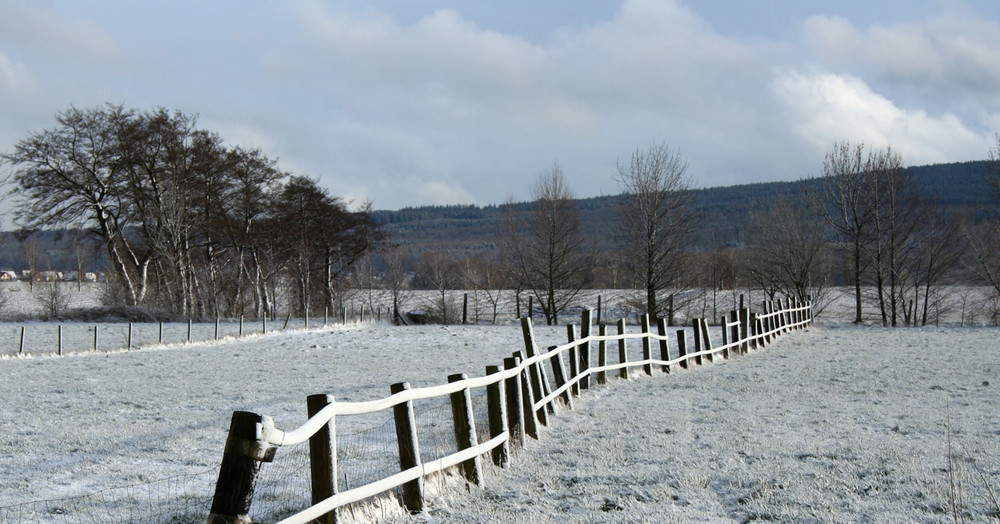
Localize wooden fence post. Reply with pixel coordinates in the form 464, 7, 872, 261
19, 326, 24, 355
527, 296, 533, 320
94, 325, 99, 352
579, 309, 592, 390
656, 317, 670, 373
390, 382, 423, 513
565, 326, 580, 397
462, 294, 468, 325
58, 324, 63, 356
640, 314, 653, 376
127, 323, 132, 350
503, 356, 525, 448
263, 315, 267, 335
448, 373, 482, 485
239, 315, 244, 337
596, 295, 602, 326
597, 324, 607, 385
676, 330, 688, 369
513, 353, 539, 440
188, 319, 193, 342
720, 316, 730, 359
700, 318, 713, 363
207, 411, 276, 524
547, 346, 572, 408
520, 318, 549, 426
691, 319, 703, 366
486, 365, 510, 467
616, 319, 629, 379
306, 394, 338, 524
739, 308, 750, 354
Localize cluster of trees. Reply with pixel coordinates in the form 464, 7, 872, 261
3, 104, 382, 319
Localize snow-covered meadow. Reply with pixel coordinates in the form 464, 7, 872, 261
1, 312, 998, 522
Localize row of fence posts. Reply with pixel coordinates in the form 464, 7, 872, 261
13, 305, 388, 356
207, 296, 813, 524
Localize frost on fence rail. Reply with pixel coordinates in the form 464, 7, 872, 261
208, 298, 813, 523
0, 467, 217, 524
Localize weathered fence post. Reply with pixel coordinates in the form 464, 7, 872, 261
527, 295, 533, 319
94, 325, 99, 352
691, 319, 703, 366
565, 326, 580, 397
656, 317, 670, 373
640, 314, 653, 376
239, 315, 244, 337
159, 321, 163, 344
676, 329, 688, 369
616, 319, 629, 379
720, 316, 730, 359
513, 352, 539, 440
390, 382, 423, 513
187, 319, 193, 343
503, 356, 525, 448
700, 318, 713, 363
597, 324, 608, 385
520, 318, 549, 426
739, 308, 750, 354
19, 326, 24, 355
448, 373, 482, 485
306, 394, 338, 524
485, 365, 510, 468
579, 309, 592, 390
58, 324, 63, 356
547, 345, 571, 408
207, 411, 276, 524
462, 294, 468, 325
127, 322, 132, 350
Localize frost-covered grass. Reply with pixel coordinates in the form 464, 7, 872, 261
396, 324, 1000, 523
1, 313, 998, 522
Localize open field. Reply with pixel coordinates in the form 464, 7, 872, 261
1, 316, 998, 522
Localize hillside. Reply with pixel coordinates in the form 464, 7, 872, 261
0, 161, 993, 270
371, 160, 996, 258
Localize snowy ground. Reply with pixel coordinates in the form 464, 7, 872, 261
1, 317, 998, 522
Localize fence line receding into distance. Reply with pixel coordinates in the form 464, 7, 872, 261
206, 297, 813, 524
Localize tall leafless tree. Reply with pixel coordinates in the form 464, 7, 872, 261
615, 143, 694, 321
500, 163, 590, 325
821, 142, 875, 324
745, 193, 830, 305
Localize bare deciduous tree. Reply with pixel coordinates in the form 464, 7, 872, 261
745, 193, 830, 305
501, 163, 590, 325
615, 143, 694, 321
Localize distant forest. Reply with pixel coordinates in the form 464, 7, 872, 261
370, 160, 995, 258
1, 160, 993, 273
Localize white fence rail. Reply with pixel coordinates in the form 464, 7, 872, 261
207, 297, 814, 524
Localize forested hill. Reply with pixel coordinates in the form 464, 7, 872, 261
0, 161, 993, 271
371, 160, 996, 257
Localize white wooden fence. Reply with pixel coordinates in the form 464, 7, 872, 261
206, 297, 813, 523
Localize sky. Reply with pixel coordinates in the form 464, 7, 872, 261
0, 0, 998, 216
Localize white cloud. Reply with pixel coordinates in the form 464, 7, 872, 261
774, 69, 988, 165
802, 10, 1000, 110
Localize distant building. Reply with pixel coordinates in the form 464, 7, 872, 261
33, 271, 63, 282
83, 272, 99, 282
0, 270, 18, 281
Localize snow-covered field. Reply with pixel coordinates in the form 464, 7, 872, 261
1, 315, 998, 522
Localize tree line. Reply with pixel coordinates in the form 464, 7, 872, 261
5, 104, 1000, 327
2, 104, 383, 319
